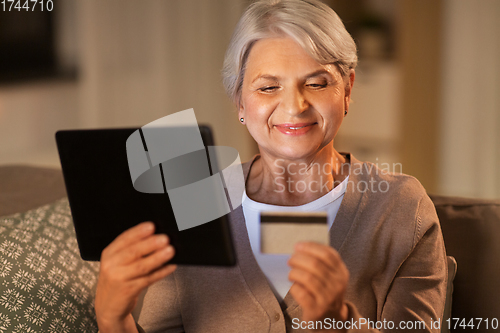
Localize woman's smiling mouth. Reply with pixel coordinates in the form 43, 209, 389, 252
274, 122, 317, 135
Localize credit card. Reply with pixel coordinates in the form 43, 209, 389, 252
260, 211, 328, 254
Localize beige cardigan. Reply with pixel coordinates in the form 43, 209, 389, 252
135, 154, 447, 332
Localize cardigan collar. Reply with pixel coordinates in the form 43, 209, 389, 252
229, 153, 366, 312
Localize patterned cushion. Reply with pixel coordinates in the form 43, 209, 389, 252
0, 198, 99, 332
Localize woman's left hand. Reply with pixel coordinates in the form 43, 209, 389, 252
288, 242, 350, 325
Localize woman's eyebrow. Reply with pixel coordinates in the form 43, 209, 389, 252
251, 69, 333, 84
304, 69, 332, 79
251, 74, 280, 84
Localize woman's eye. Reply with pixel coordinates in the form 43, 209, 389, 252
307, 83, 327, 89
259, 86, 279, 92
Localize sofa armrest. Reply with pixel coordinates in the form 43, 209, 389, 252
430, 194, 500, 322
0, 164, 66, 217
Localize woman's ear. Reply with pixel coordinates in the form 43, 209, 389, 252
344, 70, 355, 112
238, 102, 245, 124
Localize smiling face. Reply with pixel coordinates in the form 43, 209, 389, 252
239, 37, 354, 162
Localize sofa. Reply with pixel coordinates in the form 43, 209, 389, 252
430, 194, 500, 331
0, 165, 100, 332
1, 165, 499, 332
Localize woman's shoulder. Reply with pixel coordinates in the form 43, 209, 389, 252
346, 155, 439, 245
348, 154, 428, 201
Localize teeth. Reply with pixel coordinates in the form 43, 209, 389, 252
288, 126, 305, 130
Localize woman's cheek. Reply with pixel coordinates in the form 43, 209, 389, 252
245, 98, 275, 125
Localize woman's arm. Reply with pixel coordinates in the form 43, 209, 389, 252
372, 195, 447, 332
288, 194, 447, 332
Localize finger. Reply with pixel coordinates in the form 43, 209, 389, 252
288, 253, 349, 302
289, 283, 316, 314
117, 234, 171, 265
294, 242, 341, 269
288, 251, 339, 285
122, 245, 175, 280
147, 263, 178, 284
135, 263, 178, 291
103, 222, 155, 257
289, 266, 343, 307
289, 266, 327, 292
289, 271, 344, 322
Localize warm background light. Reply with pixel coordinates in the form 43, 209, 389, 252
0, 0, 498, 199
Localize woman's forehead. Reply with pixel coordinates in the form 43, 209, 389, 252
244, 38, 341, 83
245, 38, 340, 81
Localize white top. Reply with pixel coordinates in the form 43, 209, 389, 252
241, 176, 349, 302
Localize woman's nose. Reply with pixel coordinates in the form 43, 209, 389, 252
279, 87, 308, 116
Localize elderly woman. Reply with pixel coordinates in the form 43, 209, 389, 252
95, 0, 447, 332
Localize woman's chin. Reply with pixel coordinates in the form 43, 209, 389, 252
253, 131, 333, 161
264, 144, 324, 161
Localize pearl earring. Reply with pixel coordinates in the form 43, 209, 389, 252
240, 118, 244, 123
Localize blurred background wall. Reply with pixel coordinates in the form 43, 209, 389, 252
0, 0, 498, 199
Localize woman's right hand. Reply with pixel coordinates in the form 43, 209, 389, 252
95, 221, 177, 333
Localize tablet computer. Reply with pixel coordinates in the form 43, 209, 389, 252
55, 126, 236, 266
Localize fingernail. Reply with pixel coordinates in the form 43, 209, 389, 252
143, 222, 154, 232
295, 243, 304, 250
157, 234, 168, 245
165, 246, 174, 254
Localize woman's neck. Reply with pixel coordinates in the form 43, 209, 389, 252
245, 145, 349, 206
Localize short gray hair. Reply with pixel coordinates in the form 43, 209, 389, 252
222, 0, 358, 107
